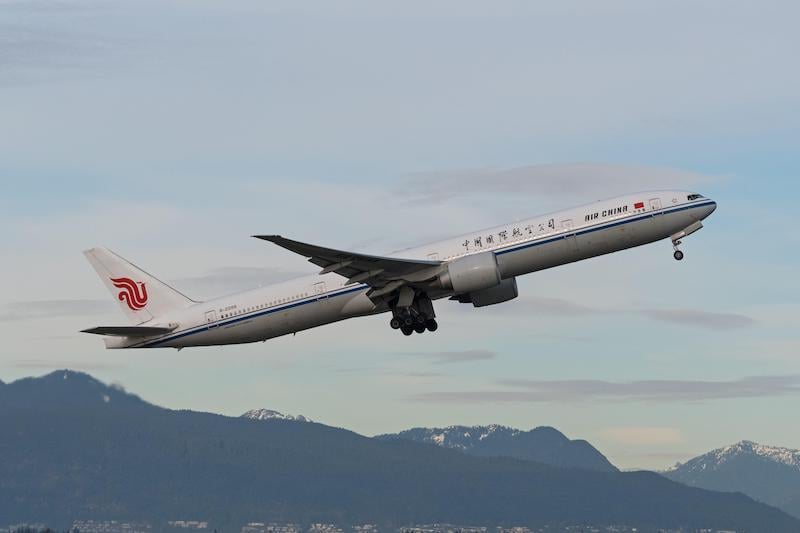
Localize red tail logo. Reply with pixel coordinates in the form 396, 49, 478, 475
111, 277, 148, 310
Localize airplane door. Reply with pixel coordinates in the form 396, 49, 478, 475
313, 281, 328, 303
205, 310, 218, 329
649, 198, 662, 213
561, 219, 578, 251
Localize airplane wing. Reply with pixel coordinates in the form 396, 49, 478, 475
253, 235, 443, 297
81, 326, 177, 337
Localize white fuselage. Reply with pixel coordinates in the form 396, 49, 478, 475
110, 190, 716, 349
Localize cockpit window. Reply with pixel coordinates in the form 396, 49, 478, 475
687, 194, 704, 201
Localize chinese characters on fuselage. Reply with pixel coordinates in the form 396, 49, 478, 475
462, 218, 555, 252
461, 203, 634, 253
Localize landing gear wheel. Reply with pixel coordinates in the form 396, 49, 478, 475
390, 317, 402, 330
414, 324, 426, 334
403, 315, 414, 326
673, 250, 684, 261
401, 326, 414, 336
425, 319, 438, 332
415, 314, 427, 325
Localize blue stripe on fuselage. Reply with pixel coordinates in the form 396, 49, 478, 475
138, 200, 715, 348
495, 199, 714, 256
137, 284, 368, 348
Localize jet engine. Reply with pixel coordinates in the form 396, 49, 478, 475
451, 278, 519, 307
439, 252, 501, 294
470, 278, 518, 307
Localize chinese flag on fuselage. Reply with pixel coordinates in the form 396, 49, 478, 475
634, 201, 645, 209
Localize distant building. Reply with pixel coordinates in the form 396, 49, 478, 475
401, 525, 487, 533
496, 528, 533, 533
240, 523, 301, 533
71, 520, 152, 533
5, 524, 46, 533
167, 522, 208, 530
308, 524, 343, 533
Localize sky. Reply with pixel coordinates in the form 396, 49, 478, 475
1, 0, 799, 470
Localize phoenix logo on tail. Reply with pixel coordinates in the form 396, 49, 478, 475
111, 277, 148, 310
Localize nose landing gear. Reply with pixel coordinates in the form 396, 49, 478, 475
670, 221, 704, 261
672, 240, 684, 261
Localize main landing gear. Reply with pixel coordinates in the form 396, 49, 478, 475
391, 310, 438, 336
389, 289, 438, 335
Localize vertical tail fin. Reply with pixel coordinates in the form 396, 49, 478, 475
84, 247, 196, 324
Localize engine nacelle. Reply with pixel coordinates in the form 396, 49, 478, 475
439, 252, 501, 294
471, 278, 518, 307
452, 278, 519, 307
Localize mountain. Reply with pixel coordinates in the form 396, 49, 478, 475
0, 370, 798, 532
664, 440, 800, 519
242, 408, 312, 423
377, 424, 617, 472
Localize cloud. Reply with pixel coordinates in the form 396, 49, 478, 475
502, 296, 755, 331
412, 375, 800, 404
329, 365, 444, 378
396, 163, 720, 204
602, 426, 684, 446
0, 2, 121, 87
331, 366, 381, 374
7, 359, 123, 371
0, 299, 113, 322
399, 349, 497, 365
621, 452, 700, 471
389, 370, 444, 378
510, 297, 598, 316
642, 309, 757, 330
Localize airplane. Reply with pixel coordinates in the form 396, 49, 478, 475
83, 190, 717, 349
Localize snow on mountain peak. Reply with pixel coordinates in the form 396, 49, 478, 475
720, 440, 800, 468
667, 440, 800, 472
408, 424, 522, 450
241, 408, 312, 423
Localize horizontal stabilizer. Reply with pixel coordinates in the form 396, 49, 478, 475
81, 325, 177, 337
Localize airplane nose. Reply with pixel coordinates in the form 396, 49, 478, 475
702, 200, 717, 219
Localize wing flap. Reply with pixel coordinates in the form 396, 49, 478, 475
81, 326, 176, 337
253, 235, 442, 288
